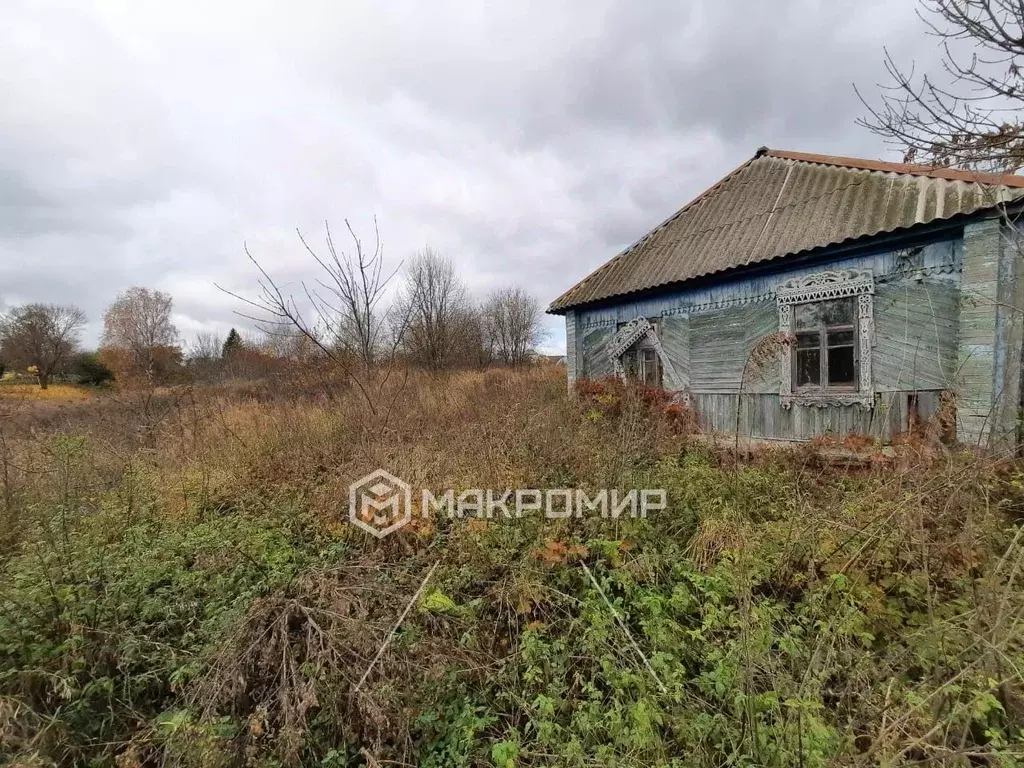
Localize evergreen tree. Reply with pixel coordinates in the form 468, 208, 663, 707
222, 328, 242, 358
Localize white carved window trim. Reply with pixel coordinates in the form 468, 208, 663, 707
607, 317, 686, 400
776, 269, 874, 408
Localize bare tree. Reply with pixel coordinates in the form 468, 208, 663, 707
396, 249, 470, 371
858, 0, 1024, 172
295, 220, 400, 372
859, 0, 1024, 444
186, 331, 225, 384
483, 286, 544, 366
187, 331, 224, 363
0, 304, 86, 389
220, 220, 410, 416
461, 305, 494, 370
101, 287, 179, 383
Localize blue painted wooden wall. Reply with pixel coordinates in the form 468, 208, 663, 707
565, 228, 1012, 443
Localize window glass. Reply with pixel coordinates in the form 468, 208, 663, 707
641, 348, 660, 387
796, 332, 819, 350
791, 297, 858, 392
828, 346, 855, 385
796, 348, 821, 386
794, 297, 855, 329
820, 297, 854, 326
793, 303, 818, 331
827, 330, 854, 346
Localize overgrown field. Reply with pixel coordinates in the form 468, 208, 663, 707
1, 368, 1023, 766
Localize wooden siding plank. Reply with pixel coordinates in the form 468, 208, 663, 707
690, 302, 779, 393
956, 218, 1001, 444
873, 278, 959, 391
660, 315, 689, 390
691, 389, 947, 441
581, 327, 616, 379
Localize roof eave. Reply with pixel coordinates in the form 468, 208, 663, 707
545, 151, 766, 316
546, 200, 1024, 316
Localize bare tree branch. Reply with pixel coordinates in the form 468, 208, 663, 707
859, 0, 1024, 173
482, 286, 545, 367
220, 222, 411, 417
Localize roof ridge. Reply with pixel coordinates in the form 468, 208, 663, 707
764, 148, 1024, 188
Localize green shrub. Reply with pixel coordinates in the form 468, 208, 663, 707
71, 350, 114, 386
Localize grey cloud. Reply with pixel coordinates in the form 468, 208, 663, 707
0, 1, 943, 352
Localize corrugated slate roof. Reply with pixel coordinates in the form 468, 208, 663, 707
548, 148, 1024, 314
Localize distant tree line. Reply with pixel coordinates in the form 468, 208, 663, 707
223, 220, 547, 404
0, 287, 179, 389
0, 222, 547, 391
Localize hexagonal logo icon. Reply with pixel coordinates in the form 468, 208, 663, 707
348, 469, 412, 538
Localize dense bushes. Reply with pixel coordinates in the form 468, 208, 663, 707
71, 351, 115, 386
0, 369, 1022, 766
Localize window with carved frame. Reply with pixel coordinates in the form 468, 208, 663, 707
776, 269, 874, 408
792, 297, 857, 392
616, 318, 662, 387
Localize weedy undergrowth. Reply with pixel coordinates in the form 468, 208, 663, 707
0, 368, 1022, 766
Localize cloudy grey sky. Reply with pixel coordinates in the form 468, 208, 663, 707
1, 1, 941, 352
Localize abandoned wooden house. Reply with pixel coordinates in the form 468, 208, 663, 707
548, 148, 1024, 449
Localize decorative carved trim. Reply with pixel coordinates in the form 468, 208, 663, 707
578, 258, 957, 331
776, 269, 875, 305
781, 392, 875, 408
608, 318, 653, 360
778, 302, 792, 399
607, 316, 688, 401
777, 269, 875, 410
580, 320, 619, 331
666, 292, 776, 316
857, 292, 874, 398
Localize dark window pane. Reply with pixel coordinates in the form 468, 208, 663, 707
820, 297, 854, 326
828, 346, 855, 385
641, 349, 661, 387
828, 330, 854, 347
793, 303, 818, 330
796, 332, 819, 350
796, 348, 821, 387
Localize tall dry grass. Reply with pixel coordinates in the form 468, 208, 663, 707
0, 367, 1021, 766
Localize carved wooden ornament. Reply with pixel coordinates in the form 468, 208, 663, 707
776, 269, 875, 408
